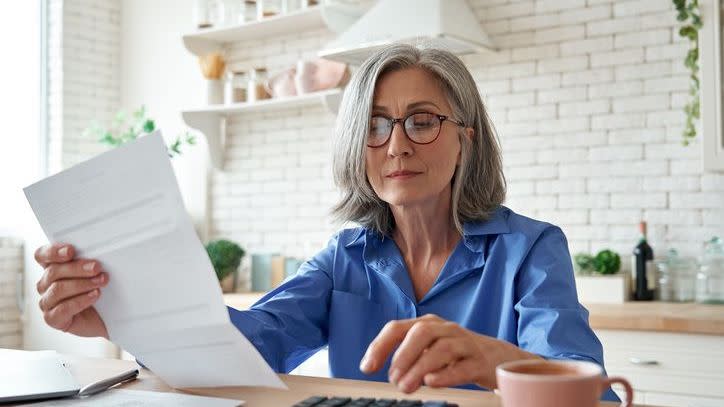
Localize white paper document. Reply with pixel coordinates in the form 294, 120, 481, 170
24, 133, 285, 389
27, 389, 243, 406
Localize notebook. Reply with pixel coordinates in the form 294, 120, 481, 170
0, 349, 80, 403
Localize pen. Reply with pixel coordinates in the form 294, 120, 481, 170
77, 368, 139, 397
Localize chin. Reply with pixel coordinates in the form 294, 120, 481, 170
379, 192, 431, 207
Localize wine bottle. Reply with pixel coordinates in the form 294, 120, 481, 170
632, 221, 655, 301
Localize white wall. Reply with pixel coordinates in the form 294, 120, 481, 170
120, 0, 209, 238
469, 0, 724, 258
204, 0, 724, 262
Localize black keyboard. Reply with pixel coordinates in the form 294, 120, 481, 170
293, 396, 458, 406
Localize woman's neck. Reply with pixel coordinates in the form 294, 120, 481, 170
390, 186, 460, 263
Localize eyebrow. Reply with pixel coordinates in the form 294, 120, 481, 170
371, 101, 442, 113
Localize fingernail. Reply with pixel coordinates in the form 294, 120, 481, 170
399, 379, 412, 393
83, 262, 95, 273
58, 247, 69, 257
389, 368, 400, 384
88, 289, 98, 298
92, 274, 104, 284
359, 356, 371, 372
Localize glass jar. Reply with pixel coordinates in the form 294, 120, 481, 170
208, 0, 226, 27
257, 0, 281, 20
221, 0, 240, 26
301, 0, 319, 8
656, 249, 697, 302
193, 0, 212, 29
225, 70, 247, 104
241, 1, 257, 23
282, 0, 302, 14
696, 237, 724, 304
248, 68, 270, 103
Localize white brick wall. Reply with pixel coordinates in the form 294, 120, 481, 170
59, 1, 723, 265
48, 0, 120, 172
0, 238, 23, 349
209, 0, 724, 263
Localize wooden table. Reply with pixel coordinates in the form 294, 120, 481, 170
584, 302, 724, 335
224, 293, 724, 335
59, 355, 637, 406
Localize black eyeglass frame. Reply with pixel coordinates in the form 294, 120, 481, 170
366, 112, 466, 148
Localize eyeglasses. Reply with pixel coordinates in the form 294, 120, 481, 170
367, 112, 465, 148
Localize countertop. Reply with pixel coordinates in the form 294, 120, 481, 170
223, 293, 724, 335
583, 301, 724, 335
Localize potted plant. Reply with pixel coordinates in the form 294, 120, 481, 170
205, 239, 245, 293
574, 249, 629, 303
83, 105, 196, 156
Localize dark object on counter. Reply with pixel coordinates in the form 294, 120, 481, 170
633, 221, 655, 301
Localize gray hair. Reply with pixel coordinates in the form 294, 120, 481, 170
331, 44, 506, 236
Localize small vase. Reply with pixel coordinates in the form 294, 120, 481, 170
206, 79, 224, 104
220, 270, 236, 293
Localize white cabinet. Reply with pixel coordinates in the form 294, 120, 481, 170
597, 329, 724, 406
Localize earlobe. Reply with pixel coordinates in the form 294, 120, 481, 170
465, 127, 474, 142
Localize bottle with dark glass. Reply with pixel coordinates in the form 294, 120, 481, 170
632, 221, 655, 301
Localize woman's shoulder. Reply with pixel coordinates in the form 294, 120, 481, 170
324, 226, 368, 250
466, 206, 563, 241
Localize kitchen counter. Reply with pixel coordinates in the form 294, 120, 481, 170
224, 293, 724, 336
584, 301, 724, 336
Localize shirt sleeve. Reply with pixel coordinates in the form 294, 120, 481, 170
227, 234, 337, 373
514, 226, 620, 402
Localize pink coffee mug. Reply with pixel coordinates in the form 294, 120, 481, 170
496, 359, 633, 407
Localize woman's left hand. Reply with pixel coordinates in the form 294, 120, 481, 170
359, 314, 540, 393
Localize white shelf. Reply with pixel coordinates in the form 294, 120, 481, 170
182, 3, 368, 56
181, 88, 343, 170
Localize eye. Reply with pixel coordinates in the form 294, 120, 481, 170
369, 116, 391, 135
408, 113, 437, 129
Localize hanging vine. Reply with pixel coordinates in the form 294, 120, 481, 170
673, 0, 703, 145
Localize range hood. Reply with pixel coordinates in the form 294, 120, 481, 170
319, 0, 496, 64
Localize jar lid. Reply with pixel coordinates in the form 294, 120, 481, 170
660, 248, 697, 272
705, 236, 724, 256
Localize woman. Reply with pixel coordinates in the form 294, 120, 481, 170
34, 44, 618, 401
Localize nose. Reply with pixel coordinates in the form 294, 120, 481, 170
386, 121, 413, 158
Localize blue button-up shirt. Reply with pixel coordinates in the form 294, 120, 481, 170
228, 206, 619, 401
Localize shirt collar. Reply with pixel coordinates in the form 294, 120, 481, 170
344, 205, 511, 249
462, 206, 511, 237
358, 206, 512, 304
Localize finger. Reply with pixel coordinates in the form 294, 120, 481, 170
44, 289, 101, 332
39, 273, 109, 312
396, 337, 468, 393
423, 358, 480, 389
389, 320, 461, 383
360, 319, 416, 374
36, 260, 102, 294
34, 243, 75, 268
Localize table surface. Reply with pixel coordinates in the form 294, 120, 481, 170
583, 301, 724, 335
57, 355, 638, 407
224, 293, 724, 335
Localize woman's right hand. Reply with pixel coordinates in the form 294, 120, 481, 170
34, 243, 110, 339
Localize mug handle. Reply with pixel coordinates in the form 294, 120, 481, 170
602, 376, 634, 407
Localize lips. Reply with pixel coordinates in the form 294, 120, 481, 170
386, 170, 422, 178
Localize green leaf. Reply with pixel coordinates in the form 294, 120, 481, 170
593, 249, 621, 275
132, 105, 146, 120
143, 119, 155, 133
